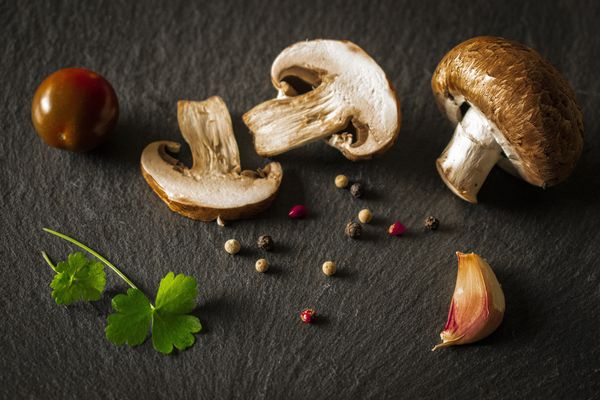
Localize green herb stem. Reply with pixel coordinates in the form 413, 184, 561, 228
43, 228, 138, 290
41, 251, 58, 273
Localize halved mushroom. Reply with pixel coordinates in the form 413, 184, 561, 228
432, 36, 583, 203
141, 96, 283, 221
243, 39, 401, 161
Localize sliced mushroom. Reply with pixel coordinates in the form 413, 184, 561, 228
432, 36, 583, 203
141, 96, 283, 221
243, 39, 401, 161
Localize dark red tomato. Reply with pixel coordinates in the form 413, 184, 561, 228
31, 68, 119, 152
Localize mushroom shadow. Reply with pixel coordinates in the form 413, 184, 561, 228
479, 151, 600, 210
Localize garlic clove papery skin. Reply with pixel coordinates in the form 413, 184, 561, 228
433, 252, 505, 351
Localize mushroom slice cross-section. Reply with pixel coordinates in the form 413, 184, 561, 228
243, 39, 401, 161
141, 96, 283, 221
432, 36, 583, 203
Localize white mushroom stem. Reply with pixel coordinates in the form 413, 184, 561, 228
436, 107, 502, 203
243, 80, 350, 157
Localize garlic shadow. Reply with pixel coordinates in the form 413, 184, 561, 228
476, 268, 541, 347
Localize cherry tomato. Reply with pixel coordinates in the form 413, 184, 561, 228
31, 68, 119, 152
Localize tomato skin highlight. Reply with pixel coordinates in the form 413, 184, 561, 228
31, 68, 119, 152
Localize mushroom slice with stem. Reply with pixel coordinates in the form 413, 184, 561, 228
141, 96, 283, 222
243, 39, 401, 161
432, 36, 583, 203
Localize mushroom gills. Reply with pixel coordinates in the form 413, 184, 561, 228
278, 70, 322, 98
436, 106, 503, 203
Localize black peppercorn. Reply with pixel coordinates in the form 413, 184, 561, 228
345, 221, 362, 238
424, 216, 440, 231
350, 183, 363, 198
257, 235, 274, 251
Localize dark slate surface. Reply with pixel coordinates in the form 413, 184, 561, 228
1, 0, 599, 398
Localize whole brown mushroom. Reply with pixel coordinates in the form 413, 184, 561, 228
432, 36, 583, 203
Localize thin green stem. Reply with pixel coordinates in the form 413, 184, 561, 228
41, 251, 58, 273
43, 228, 138, 290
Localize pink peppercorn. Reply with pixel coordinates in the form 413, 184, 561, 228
388, 221, 406, 236
300, 308, 315, 324
288, 205, 307, 219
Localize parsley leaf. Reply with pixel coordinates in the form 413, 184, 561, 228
43, 229, 202, 354
49, 252, 106, 305
105, 272, 202, 354
105, 288, 153, 347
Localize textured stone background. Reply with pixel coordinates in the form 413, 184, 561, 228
1, 0, 599, 398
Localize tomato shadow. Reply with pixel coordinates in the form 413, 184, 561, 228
90, 118, 157, 168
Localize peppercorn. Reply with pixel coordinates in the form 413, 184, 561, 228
335, 174, 349, 189
350, 183, 363, 198
255, 258, 269, 273
288, 204, 307, 219
358, 208, 372, 223
388, 221, 406, 237
425, 216, 440, 231
300, 308, 316, 324
257, 235, 274, 251
322, 261, 336, 276
224, 239, 241, 255
345, 221, 362, 238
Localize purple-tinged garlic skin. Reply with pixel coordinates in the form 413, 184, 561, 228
433, 252, 505, 350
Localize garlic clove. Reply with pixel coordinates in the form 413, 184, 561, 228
433, 252, 505, 351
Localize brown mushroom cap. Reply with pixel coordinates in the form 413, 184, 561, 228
432, 36, 583, 187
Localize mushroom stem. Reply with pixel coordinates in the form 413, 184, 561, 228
243, 81, 348, 157
436, 107, 502, 203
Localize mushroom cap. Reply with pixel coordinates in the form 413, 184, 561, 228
245, 39, 401, 161
432, 36, 583, 187
141, 97, 282, 221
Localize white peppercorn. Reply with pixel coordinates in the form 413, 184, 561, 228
224, 239, 241, 255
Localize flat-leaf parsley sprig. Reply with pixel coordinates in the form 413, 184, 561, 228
41, 228, 202, 354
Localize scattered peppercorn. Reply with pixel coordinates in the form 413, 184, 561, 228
424, 216, 440, 231
335, 174, 349, 189
300, 308, 316, 324
322, 261, 336, 276
255, 258, 269, 273
224, 239, 241, 254
257, 235, 274, 251
350, 183, 363, 198
358, 209, 373, 223
288, 204, 307, 219
345, 221, 362, 238
388, 221, 406, 237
